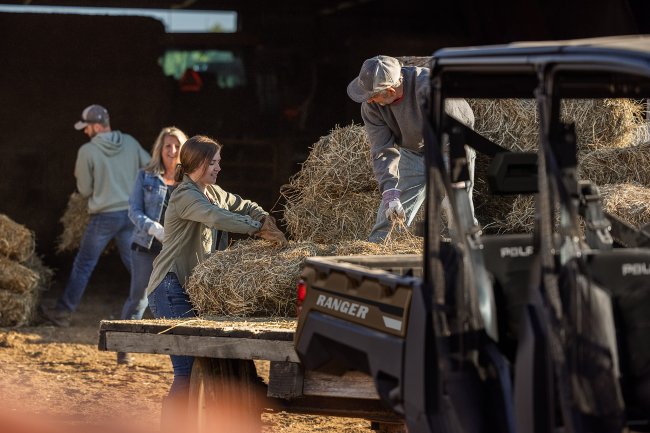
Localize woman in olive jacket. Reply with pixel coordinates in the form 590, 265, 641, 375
146, 135, 286, 403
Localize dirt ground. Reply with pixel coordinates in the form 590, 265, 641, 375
0, 257, 374, 433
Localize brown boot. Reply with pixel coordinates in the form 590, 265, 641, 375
39, 306, 72, 327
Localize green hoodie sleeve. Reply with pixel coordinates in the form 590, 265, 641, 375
174, 186, 262, 235
74, 144, 94, 198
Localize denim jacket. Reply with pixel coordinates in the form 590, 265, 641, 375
128, 169, 170, 249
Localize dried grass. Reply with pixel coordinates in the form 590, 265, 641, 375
187, 233, 422, 318
0, 256, 39, 294
0, 289, 39, 327
280, 124, 378, 243
56, 192, 89, 253
0, 214, 35, 262
469, 98, 646, 153
599, 183, 650, 228
469, 99, 648, 233
579, 142, 650, 187
0, 255, 50, 327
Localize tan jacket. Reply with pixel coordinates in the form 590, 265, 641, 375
146, 175, 267, 295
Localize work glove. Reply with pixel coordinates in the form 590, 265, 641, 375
383, 188, 405, 221
147, 221, 165, 242
256, 215, 288, 248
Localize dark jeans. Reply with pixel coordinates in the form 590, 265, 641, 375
148, 272, 197, 397
57, 210, 133, 312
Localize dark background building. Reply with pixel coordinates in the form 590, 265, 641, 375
0, 0, 648, 272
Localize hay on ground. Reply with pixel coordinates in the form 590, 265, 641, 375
56, 192, 89, 253
280, 124, 378, 243
579, 142, 650, 188
0, 256, 39, 294
0, 214, 35, 262
187, 234, 423, 318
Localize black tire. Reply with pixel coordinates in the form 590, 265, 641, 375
188, 357, 265, 433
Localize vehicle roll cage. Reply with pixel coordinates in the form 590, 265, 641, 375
422, 36, 650, 423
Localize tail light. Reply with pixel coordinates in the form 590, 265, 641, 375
296, 279, 307, 317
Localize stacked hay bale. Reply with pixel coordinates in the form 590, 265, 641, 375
280, 123, 379, 243
468, 98, 649, 233
187, 124, 423, 317
0, 214, 53, 327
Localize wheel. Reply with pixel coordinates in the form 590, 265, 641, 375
188, 357, 265, 433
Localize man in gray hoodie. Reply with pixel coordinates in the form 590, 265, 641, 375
41, 105, 150, 326
347, 55, 476, 242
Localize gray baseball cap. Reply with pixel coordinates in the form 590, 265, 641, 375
74, 104, 110, 130
347, 55, 402, 103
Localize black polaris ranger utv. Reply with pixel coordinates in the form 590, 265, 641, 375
295, 36, 650, 433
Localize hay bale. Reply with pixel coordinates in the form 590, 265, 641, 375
600, 183, 650, 228
187, 240, 330, 317
0, 254, 52, 327
0, 289, 39, 327
56, 192, 89, 253
469, 99, 647, 233
580, 142, 650, 187
468, 98, 646, 153
281, 124, 379, 243
0, 256, 39, 294
0, 214, 35, 262
187, 236, 423, 318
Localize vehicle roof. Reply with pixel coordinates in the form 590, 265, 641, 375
431, 35, 650, 98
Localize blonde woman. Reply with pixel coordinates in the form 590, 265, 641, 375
117, 127, 188, 365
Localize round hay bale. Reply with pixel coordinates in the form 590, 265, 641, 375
187, 235, 423, 318
0, 256, 39, 294
0, 289, 38, 327
0, 214, 35, 262
280, 124, 379, 243
600, 183, 650, 228
580, 142, 650, 188
56, 192, 89, 253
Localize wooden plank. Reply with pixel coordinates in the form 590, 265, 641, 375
99, 318, 295, 340
303, 370, 379, 399
103, 332, 300, 362
267, 361, 304, 398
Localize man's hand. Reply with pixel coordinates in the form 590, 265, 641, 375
147, 221, 165, 242
382, 188, 405, 221
256, 215, 288, 248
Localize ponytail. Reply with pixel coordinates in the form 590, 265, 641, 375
174, 163, 185, 183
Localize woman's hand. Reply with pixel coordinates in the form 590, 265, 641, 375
256, 215, 288, 248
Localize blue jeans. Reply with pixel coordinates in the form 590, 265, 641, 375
368, 147, 476, 242
120, 248, 154, 320
148, 272, 197, 397
57, 210, 133, 312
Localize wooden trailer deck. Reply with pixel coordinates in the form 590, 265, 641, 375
98, 318, 402, 424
